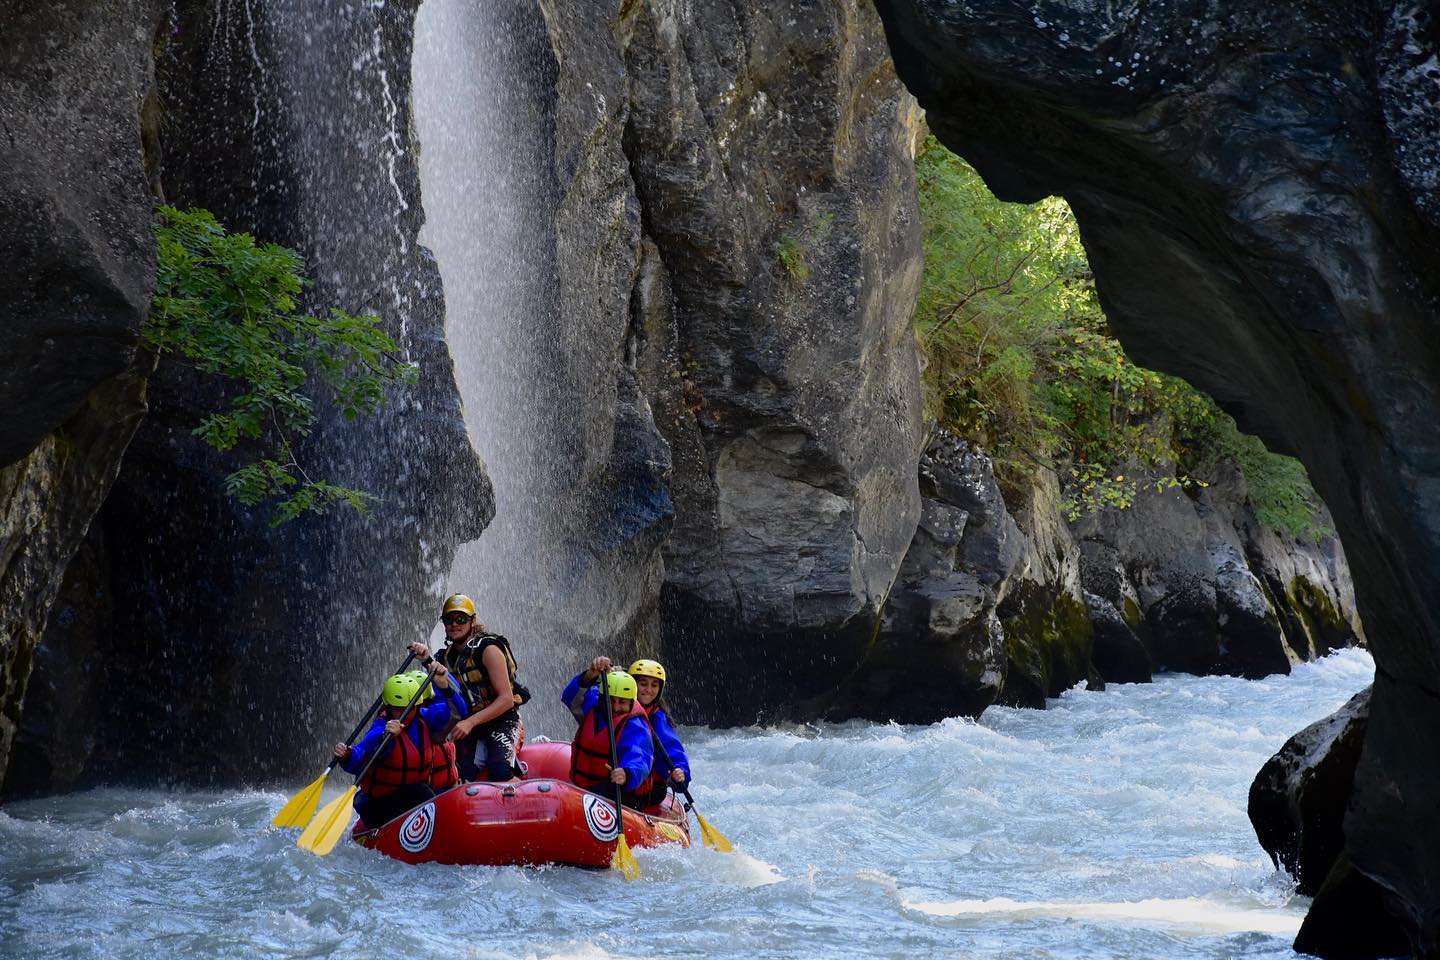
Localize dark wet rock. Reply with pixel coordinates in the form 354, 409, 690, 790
0, 376, 148, 795
1084, 591, 1151, 685
0, 0, 157, 467
873, 0, 1438, 948
0, 0, 160, 791
1071, 457, 1359, 682
832, 431, 1094, 720
1251, 688, 1413, 958
1379, 5, 1440, 231
2, 523, 113, 797
35, 0, 494, 788
1296, 853, 1414, 960
1251, 688, 1370, 895
615, 0, 926, 723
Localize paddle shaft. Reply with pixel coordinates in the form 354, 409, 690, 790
322, 651, 418, 775
648, 730, 695, 808
597, 669, 628, 831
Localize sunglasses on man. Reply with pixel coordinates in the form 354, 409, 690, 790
442, 613, 472, 625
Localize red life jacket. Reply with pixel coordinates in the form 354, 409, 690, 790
570, 698, 659, 800
360, 718, 433, 798
429, 738, 459, 791
634, 701, 676, 809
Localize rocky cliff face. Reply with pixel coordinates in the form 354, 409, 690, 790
530, 0, 673, 663
7, 0, 494, 791
873, 0, 1440, 953
829, 431, 1089, 722
533, 0, 927, 722
0, 0, 160, 791
535, 0, 1367, 730
1074, 459, 1361, 682
618, 0, 928, 723
828, 427, 1357, 723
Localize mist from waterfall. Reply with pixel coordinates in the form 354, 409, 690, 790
411, 0, 577, 735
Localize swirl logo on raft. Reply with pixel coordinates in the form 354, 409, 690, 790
398, 801, 437, 853
582, 793, 620, 842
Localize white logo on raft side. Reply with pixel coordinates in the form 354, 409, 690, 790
398, 801, 437, 853
582, 792, 620, 842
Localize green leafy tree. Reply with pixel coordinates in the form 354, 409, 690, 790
915, 138, 1329, 536
144, 205, 417, 525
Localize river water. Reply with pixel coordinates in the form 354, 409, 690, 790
0, 649, 1373, 959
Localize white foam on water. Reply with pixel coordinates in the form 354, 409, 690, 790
900, 895, 1304, 937
0, 649, 1373, 959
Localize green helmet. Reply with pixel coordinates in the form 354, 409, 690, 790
404, 670, 436, 701
382, 672, 425, 708
604, 670, 637, 701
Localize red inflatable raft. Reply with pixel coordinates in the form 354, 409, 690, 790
350, 741, 691, 866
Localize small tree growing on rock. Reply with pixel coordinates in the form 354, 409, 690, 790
144, 205, 417, 525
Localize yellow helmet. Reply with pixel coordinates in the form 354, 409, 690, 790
382, 673, 425, 708
628, 659, 667, 683
603, 671, 638, 701
442, 593, 477, 617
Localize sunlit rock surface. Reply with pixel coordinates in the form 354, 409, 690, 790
533, 0, 674, 659
874, 0, 1440, 953
0, 0, 159, 791
615, 0, 927, 723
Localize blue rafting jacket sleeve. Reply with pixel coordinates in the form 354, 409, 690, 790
419, 686, 467, 733
562, 673, 599, 723
341, 717, 389, 776
650, 708, 691, 782
615, 716, 654, 787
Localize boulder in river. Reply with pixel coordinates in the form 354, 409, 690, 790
1249, 687, 1412, 959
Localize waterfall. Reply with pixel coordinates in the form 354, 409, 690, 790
411, 0, 576, 735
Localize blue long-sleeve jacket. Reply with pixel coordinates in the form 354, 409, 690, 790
341, 684, 467, 779
647, 706, 691, 784
562, 673, 654, 788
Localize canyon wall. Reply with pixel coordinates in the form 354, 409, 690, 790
0, 0, 160, 791
872, 0, 1440, 954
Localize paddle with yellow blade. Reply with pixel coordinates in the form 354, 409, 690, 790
296, 667, 435, 856
598, 669, 642, 880
651, 734, 733, 852
271, 652, 416, 829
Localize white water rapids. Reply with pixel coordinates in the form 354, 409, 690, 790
0, 650, 1374, 959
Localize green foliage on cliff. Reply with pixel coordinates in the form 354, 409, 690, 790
914, 138, 1329, 538
775, 233, 810, 282
145, 206, 416, 524
1179, 412, 1334, 540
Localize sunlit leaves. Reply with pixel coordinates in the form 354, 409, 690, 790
915, 139, 1327, 534
144, 206, 418, 525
